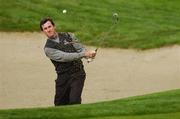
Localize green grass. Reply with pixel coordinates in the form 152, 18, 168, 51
0, 89, 180, 119
1, 0, 180, 49
88, 112, 180, 119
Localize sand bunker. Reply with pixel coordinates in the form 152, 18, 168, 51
0, 32, 179, 109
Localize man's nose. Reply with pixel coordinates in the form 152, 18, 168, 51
47, 28, 51, 32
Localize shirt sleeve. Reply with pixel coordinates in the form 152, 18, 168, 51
44, 47, 85, 62
69, 33, 86, 53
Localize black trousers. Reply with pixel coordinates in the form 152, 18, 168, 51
54, 72, 86, 106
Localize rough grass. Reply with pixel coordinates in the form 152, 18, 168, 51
1, 0, 180, 49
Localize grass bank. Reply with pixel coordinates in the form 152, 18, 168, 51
0, 89, 180, 119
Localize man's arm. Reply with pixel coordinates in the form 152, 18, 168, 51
44, 47, 85, 62
44, 33, 96, 62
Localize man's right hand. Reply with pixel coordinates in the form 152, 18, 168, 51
84, 50, 96, 59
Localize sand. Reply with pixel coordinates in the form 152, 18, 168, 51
0, 32, 179, 109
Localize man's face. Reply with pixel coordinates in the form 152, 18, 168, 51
41, 21, 56, 38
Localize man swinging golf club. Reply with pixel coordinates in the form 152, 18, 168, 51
40, 17, 96, 106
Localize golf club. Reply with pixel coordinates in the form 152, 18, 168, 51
87, 12, 119, 63
61, 10, 119, 63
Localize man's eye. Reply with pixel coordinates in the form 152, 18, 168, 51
43, 27, 47, 30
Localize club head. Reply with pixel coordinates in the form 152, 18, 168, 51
112, 12, 119, 24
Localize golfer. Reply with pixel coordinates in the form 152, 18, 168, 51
40, 17, 96, 106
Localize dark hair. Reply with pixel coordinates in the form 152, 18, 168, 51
39, 17, 55, 31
